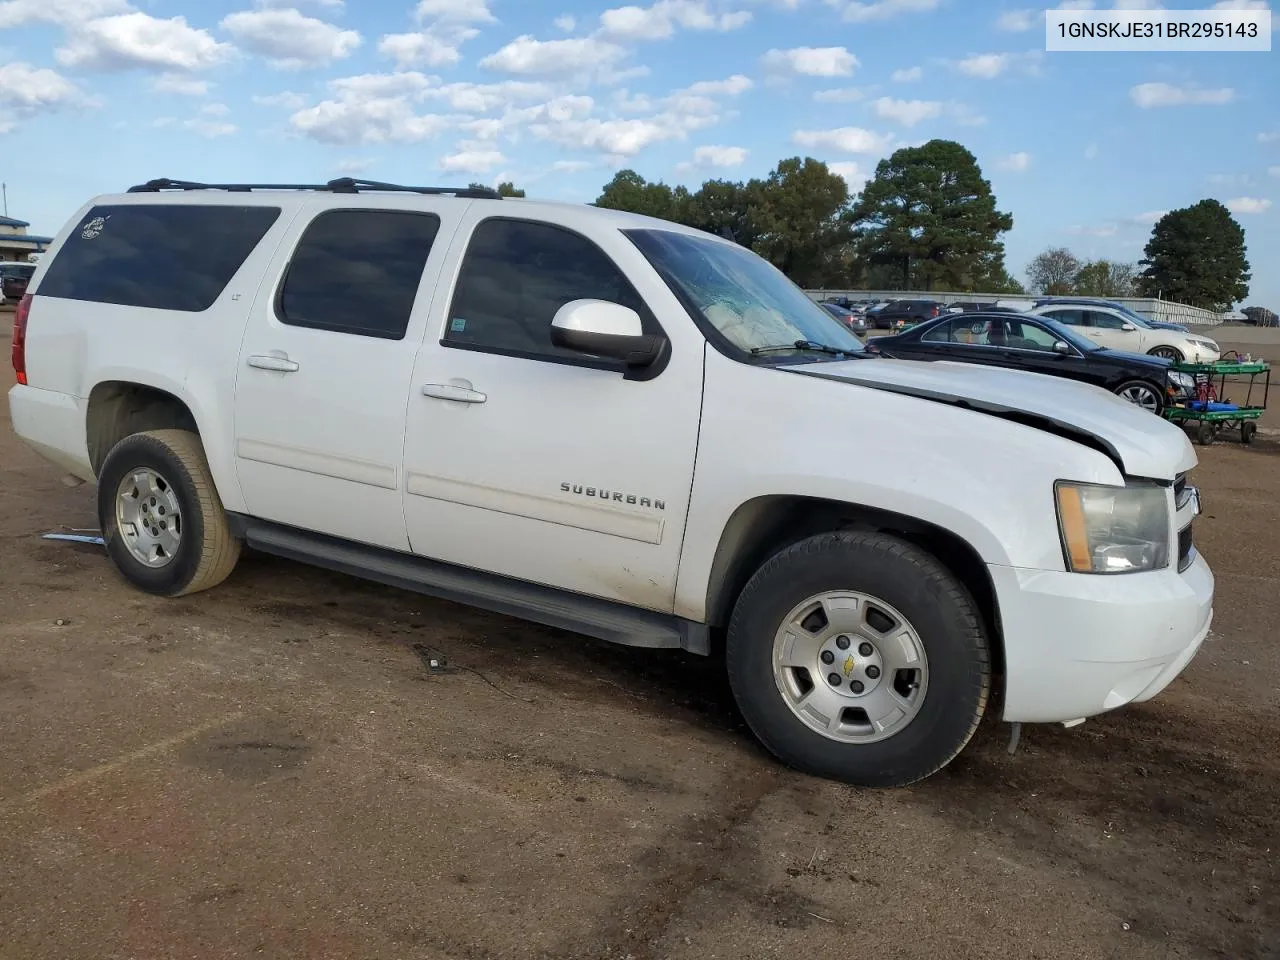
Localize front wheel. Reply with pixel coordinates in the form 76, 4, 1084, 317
1149, 346, 1184, 362
1114, 380, 1165, 415
97, 429, 242, 597
725, 531, 991, 788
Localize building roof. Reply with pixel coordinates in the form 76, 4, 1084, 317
0, 215, 32, 228
0, 234, 53, 246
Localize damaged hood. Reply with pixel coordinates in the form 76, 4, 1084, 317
783, 357, 1197, 481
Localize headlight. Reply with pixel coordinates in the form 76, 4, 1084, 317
1055, 481, 1170, 574
1170, 372, 1194, 390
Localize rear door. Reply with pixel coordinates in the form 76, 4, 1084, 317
232, 197, 459, 550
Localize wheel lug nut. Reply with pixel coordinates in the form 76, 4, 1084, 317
858, 642, 874, 656
828, 673, 842, 686
820, 651, 835, 665
835, 636, 850, 650
865, 665, 880, 679
851, 681, 865, 694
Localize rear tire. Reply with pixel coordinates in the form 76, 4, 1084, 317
97, 429, 241, 597
725, 531, 991, 788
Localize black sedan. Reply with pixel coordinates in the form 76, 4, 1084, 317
869, 311, 1194, 414
819, 301, 869, 336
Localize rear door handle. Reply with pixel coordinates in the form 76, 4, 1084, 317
248, 354, 300, 373
422, 382, 487, 404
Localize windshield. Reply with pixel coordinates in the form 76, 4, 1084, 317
625, 229, 866, 358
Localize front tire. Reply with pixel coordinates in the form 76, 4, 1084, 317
1114, 379, 1165, 415
97, 429, 241, 597
725, 531, 991, 788
1149, 346, 1183, 362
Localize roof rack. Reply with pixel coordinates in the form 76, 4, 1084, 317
125, 177, 502, 199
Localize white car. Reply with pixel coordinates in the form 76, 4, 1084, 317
1030, 301, 1220, 363
8, 177, 1213, 787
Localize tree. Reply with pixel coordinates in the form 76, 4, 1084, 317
682, 178, 758, 247
850, 139, 1014, 292
467, 180, 525, 197
594, 170, 689, 222
1137, 199, 1250, 309
1026, 247, 1082, 295
1242, 306, 1278, 327
746, 157, 853, 288
1074, 259, 1137, 298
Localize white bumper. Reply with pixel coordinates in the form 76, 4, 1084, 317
994, 552, 1214, 723
7, 384, 94, 481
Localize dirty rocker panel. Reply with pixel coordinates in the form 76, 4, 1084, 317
225, 513, 710, 654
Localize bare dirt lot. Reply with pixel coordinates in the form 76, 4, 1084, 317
2, 336, 1278, 960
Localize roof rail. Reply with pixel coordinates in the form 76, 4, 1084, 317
125, 177, 502, 199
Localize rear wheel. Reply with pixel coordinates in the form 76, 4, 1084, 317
725, 531, 991, 788
97, 429, 241, 597
1149, 346, 1183, 362
1114, 380, 1165, 415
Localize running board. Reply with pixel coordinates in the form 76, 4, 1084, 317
228, 515, 709, 654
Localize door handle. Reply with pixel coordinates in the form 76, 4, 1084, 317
422, 382, 487, 404
248, 354, 300, 373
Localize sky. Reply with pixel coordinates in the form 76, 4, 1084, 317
0, 0, 1276, 306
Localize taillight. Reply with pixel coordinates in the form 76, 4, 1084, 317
11, 294, 31, 386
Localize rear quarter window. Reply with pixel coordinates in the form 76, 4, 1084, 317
37, 203, 281, 312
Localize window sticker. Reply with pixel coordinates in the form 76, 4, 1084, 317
450, 317, 467, 332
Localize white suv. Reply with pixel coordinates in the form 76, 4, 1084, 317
1030, 301, 1221, 363
7, 178, 1214, 787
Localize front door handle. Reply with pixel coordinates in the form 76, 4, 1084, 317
248, 354, 300, 373
423, 381, 487, 404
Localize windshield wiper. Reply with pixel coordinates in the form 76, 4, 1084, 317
751, 339, 867, 358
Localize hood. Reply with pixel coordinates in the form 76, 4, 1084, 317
782, 357, 1196, 481
1093, 347, 1169, 367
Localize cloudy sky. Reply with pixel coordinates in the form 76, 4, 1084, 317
1, 0, 1276, 305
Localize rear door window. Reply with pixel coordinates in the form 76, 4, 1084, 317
37, 204, 281, 312
277, 209, 441, 340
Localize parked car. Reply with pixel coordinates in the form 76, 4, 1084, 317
0, 262, 35, 302
870, 299, 944, 330
8, 177, 1212, 788
1032, 297, 1190, 332
819, 301, 868, 336
870, 311, 1196, 414
1030, 299, 1215, 362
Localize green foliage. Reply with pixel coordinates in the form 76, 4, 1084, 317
1074, 259, 1137, 298
467, 180, 525, 198
747, 157, 853, 289
850, 139, 1014, 292
1026, 247, 1083, 295
1137, 199, 1251, 309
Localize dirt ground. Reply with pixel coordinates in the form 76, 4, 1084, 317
2, 327, 1278, 960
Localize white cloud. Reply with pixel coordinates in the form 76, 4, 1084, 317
1068, 223, 1119, 238
479, 35, 629, 78
1258, 130, 1280, 143
257, 0, 345, 7
1084, 142, 1099, 160
761, 46, 858, 77
1130, 82, 1235, 108
998, 151, 1031, 172
415, 0, 496, 22
151, 73, 210, 96
1129, 210, 1167, 225
424, 80, 554, 112
555, 14, 576, 30
684, 74, 753, 96
221, 8, 361, 69
891, 66, 922, 82
678, 144, 748, 170
0, 61, 92, 133
1210, 0, 1268, 8
1209, 172, 1252, 186
0, 0, 128, 28
953, 52, 1043, 79
1270, 166, 1280, 178
379, 29, 475, 68
552, 159, 594, 172
599, 0, 752, 40
872, 96, 941, 126
792, 126, 894, 154
439, 142, 507, 173
1226, 197, 1272, 214
826, 0, 942, 22
184, 102, 236, 137
253, 90, 307, 108
289, 71, 451, 144
996, 9, 1037, 30
947, 101, 987, 126
828, 161, 869, 192
55, 12, 235, 72
813, 86, 868, 102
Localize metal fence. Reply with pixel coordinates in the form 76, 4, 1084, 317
804, 289, 1225, 327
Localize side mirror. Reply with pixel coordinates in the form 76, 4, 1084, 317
1053, 340, 1071, 355
550, 299, 667, 369
1121, 322, 1136, 331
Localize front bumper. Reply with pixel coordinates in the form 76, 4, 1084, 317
994, 552, 1214, 723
